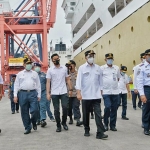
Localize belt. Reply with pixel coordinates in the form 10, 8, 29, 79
20, 89, 36, 92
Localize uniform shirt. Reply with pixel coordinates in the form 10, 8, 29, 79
38, 72, 46, 92
76, 62, 103, 100
46, 65, 69, 95
137, 61, 150, 96
118, 74, 129, 94
100, 64, 120, 95
133, 63, 143, 90
0, 74, 3, 84
69, 71, 77, 97
14, 69, 41, 98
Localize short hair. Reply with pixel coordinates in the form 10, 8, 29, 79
51, 53, 59, 59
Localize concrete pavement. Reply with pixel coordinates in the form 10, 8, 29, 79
0, 96, 150, 150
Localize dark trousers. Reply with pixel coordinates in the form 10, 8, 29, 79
10, 92, 19, 112
118, 93, 127, 117
103, 94, 118, 128
68, 97, 81, 120
131, 91, 142, 108
18, 90, 39, 131
82, 99, 105, 133
51, 94, 69, 127
142, 87, 150, 131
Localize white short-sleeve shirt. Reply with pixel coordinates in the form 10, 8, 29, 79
101, 64, 120, 95
118, 74, 129, 94
46, 65, 69, 95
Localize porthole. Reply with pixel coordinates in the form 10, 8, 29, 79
147, 16, 150, 22
118, 34, 121, 39
109, 40, 111, 45
131, 26, 134, 32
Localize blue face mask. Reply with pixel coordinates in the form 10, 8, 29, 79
107, 59, 113, 65
147, 57, 150, 63
25, 64, 32, 71
121, 72, 125, 76
34, 67, 41, 73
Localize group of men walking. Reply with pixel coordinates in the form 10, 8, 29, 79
0, 48, 150, 138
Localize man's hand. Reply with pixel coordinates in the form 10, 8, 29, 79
140, 95, 147, 103
38, 97, 41, 101
14, 97, 18, 103
69, 91, 72, 97
47, 93, 51, 101
0, 94, 2, 100
134, 89, 138, 94
77, 92, 82, 101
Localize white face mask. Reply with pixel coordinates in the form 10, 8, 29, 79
87, 57, 94, 64
142, 59, 146, 63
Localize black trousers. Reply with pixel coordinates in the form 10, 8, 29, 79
51, 94, 69, 127
68, 97, 81, 120
82, 99, 105, 133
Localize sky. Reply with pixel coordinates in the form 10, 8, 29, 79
8, 0, 72, 48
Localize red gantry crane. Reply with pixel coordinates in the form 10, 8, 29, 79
0, 0, 57, 90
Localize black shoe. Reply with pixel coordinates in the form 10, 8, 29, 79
69, 119, 73, 124
12, 112, 15, 114
144, 130, 150, 135
41, 120, 47, 127
110, 127, 117, 131
36, 121, 41, 125
76, 120, 83, 126
84, 130, 90, 137
138, 105, 142, 109
62, 123, 68, 130
96, 132, 108, 139
16, 110, 19, 113
33, 124, 37, 130
122, 116, 129, 120
91, 115, 94, 119
24, 130, 31, 134
104, 125, 108, 131
56, 126, 62, 132
133, 107, 136, 110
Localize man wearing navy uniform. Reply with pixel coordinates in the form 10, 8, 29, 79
101, 53, 120, 131
8, 75, 19, 114
76, 50, 108, 139
14, 58, 41, 134
137, 49, 150, 135
0, 73, 3, 133
33, 62, 55, 127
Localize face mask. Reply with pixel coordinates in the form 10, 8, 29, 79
121, 72, 125, 76
54, 59, 60, 65
107, 59, 113, 65
142, 59, 146, 63
25, 64, 32, 71
147, 57, 150, 63
87, 57, 94, 64
34, 67, 41, 73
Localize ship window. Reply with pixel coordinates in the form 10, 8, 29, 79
108, 2, 116, 17
109, 40, 111, 45
147, 16, 150, 22
119, 34, 121, 39
131, 26, 134, 32
116, 0, 124, 13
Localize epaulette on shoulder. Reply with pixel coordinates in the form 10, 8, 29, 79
139, 64, 144, 67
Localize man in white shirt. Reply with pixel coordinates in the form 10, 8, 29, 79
101, 53, 120, 131
0, 73, 3, 133
133, 53, 145, 109
14, 58, 41, 134
76, 50, 108, 139
46, 53, 72, 132
118, 66, 130, 120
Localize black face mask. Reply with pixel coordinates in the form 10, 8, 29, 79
54, 59, 60, 65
